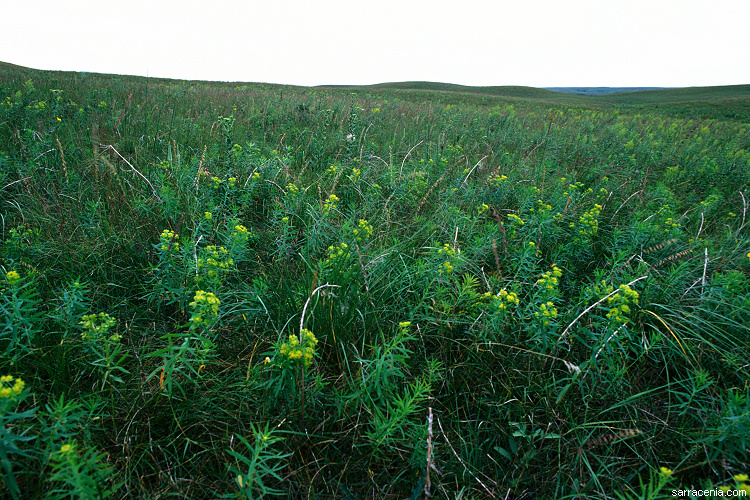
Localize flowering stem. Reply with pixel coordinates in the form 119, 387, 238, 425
556, 275, 649, 344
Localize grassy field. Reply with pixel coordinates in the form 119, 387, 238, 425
1, 62, 749, 499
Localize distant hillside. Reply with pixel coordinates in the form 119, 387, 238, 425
318, 81, 750, 105
596, 84, 750, 104
2, 61, 749, 120
545, 87, 666, 95
317, 81, 581, 101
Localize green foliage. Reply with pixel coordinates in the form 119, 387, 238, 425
47, 441, 120, 500
0, 63, 749, 498
225, 423, 290, 499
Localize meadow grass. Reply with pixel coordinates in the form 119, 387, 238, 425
1, 62, 749, 499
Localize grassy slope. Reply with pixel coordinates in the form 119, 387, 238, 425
321, 80, 750, 121
1, 61, 749, 499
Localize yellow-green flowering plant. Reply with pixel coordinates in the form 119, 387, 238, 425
613, 465, 675, 500
149, 228, 193, 311
571, 203, 602, 244
195, 245, 234, 288
1, 269, 42, 361
606, 284, 640, 325
277, 329, 318, 368
48, 440, 120, 499
323, 193, 340, 215
526, 264, 563, 350
267, 284, 337, 416
226, 423, 290, 499
352, 219, 373, 243
0, 374, 24, 400
225, 220, 253, 264
188, 290, 221, 366
149, 290, 222, 397
0, 373, 34, 499
79, 313, 128, 390
5, 271, 21, 287
435, 243, 458, 275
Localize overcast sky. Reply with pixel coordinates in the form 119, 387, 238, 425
2, 0, 749, 88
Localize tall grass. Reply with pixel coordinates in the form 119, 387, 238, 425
1, 63, 749, 498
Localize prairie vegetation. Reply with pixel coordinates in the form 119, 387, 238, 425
1, 62, 749, 498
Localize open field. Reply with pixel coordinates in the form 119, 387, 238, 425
1, 62, 749, 498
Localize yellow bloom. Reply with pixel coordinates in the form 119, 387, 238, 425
734, 473, 749, 482
0, 375, 24, 398
5, 270, 21, 286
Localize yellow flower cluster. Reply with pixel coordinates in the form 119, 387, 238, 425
79, 313, 117, 341
348, 167, 361, 182
572, 204, 602, 241
286, 183, 299, 196
197, 246, 234, 282
8, 226, 36, 242
534, 301, 558, 326
211, 176, 222, 189
477, 203, 489, 214
326, 165, 339, 175
160, 229, 179, 252
498, 289, 520, 306
325, 242, 350, 264
204, 211, 213, 220
278, 329, 318, 367
530, 199, 552, 212
0, 375, 24, 398
437, 243, 457, 274
489, 174, 508, 186
606, 284, 639, 323
537, 265, 563, 291
228, 177, 237, 187
664, 217, 681, 233
720, 474, 750, 494
189, 290, 220, 326
562, 181, 585, 196
251, 172, 261, 180
507, 213, 525, 226
323, 194, 340, 215
231, 224, 250, 245
353, 219, 373, 242
485, 288, 520, 312
5, 270, 21, 286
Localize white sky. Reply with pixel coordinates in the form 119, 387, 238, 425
2, 0, 749, 88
